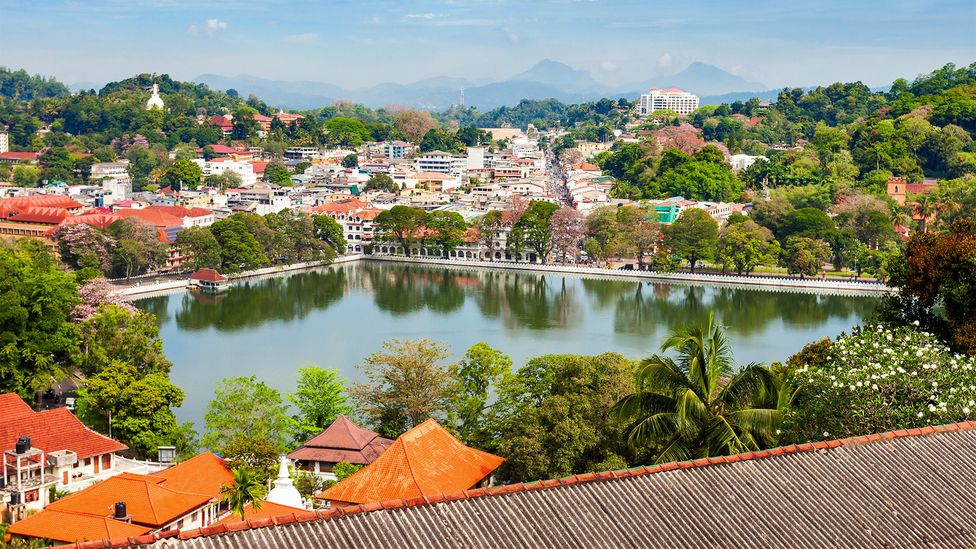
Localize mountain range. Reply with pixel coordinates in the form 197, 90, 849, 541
189, 60, 776, 111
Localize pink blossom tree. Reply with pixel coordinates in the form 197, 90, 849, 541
550, 207, 584, 264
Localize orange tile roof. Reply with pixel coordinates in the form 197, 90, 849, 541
0, 394, 127, 459
317, 419, 503, 505
48, 473, 213, 528
211, 501, 305, 527
412, 172, 453, 180
115, 208, 184, 229
58, 212, 125, 230
8, 509, 151, 544
154, 451, 234, 500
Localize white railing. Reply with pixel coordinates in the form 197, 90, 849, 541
365, 254, 892, 293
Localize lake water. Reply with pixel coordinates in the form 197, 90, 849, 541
135, 262, 880, 427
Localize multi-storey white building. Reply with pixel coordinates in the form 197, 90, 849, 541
383, 141, 413, 159
91, 161, 132, 205
0, 128, 9, 154
415, 151, 467, 176
638, 88, 700, 116
191, 158, 257, 187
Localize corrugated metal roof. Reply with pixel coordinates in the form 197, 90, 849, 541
58, 423, 976, 548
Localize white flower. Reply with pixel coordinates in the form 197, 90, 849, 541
871, 384, 879, 391
918, 411, 925, 417
965, 407, 971, 415
913, 320, 920, 326
823, 431, 830, 437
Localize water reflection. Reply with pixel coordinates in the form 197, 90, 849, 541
153, 263, 876, 338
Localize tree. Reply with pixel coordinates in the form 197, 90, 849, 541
221, 467, 267, 521
879, 220, 976, 353
348, 339, 456, 439
664, 208, 718, 271
174, 226, 221, 271
312, 215, 346, 258
616, 205, 661, 269
288, 366, 351, 443
324, 117, 371, 147
73, 303, 171, 376
106, 218, 169, 278
509, 201, 559, 263
425, 210, 467, 257
341, 153, 358, 168
584, 206, 621, 262
51, 223, 113, 273
79, 360, 185, 458
452, 343, 511, 447
0, 240, 79, 397
263, 161, 292, 186
164, 159, 202, 191
209, 214, 270, 273
12, 165, 40, 188
781, 236, 831, 277
783, 324, 976, 443
476, 210, 504, 260
374, 205, 427, 256
549, 207, 584, 263
203, 376, 292, 453
394, 110, 439, 143
491, 353, 635, 482
716, 219, 779, 274
611, 314, 783, 463
364, 173, 397, 193
331, 461, 362, 481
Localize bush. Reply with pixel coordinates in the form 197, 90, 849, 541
783, 324, 976, 443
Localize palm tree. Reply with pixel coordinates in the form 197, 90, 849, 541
611, 313, 783, 464
220, 467, 267, 521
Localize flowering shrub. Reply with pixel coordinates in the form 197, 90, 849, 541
782, 323, 976, 443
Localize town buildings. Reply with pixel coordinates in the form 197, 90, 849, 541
91, 161, 133, 205
638, 87, 701, 116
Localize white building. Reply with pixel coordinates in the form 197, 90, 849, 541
729, 154, 768, 171
91, 161, 132, 205
383, 141, 413, 159
0, 128, 8, 154
415, 151, 466, 176
284, 147, 320, 160
638, 88, 700, 116
146, 83, 165, 110
192, 158, 257, 187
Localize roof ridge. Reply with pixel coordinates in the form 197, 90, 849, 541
51, 420, 976, 549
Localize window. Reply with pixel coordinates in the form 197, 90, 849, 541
25, 489, 39, 503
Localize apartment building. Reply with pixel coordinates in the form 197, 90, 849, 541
638, 88, 700, 116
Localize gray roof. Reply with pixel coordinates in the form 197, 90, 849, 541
77, 423, 976, 548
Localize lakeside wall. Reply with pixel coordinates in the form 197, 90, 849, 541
365, 255, 892, 294
115, 252, 890, 299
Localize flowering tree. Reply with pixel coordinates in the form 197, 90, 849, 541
783, 324, 976, 443
73, 278, 136, 321
51, 223, 113, 273
549, 206, 583, 263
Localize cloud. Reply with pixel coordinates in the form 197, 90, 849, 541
406, 13, 439, 19
187, 18, 227, 37
657, 52, 673, 69
599, 61, 618, 72
498, 27, 520, 43
283, 32, 319, 44
366, 16, 382, 24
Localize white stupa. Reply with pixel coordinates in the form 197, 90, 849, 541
146, 83, 165, 110
265, 456, 304, 509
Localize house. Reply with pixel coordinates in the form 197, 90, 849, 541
0, 151, 41, 164
316, 419, 503, 507
887, 176, 937, 206
8, 452, 233, 545
90, 161, 132, 205
188, 269, 228, 292
288, 416, 392, 480
0, 393, 127, 522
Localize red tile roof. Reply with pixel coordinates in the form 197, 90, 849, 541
288, 416, 392, 466
211, 501, 304, 527
0, 194, 84, 214
188, 269, 228, 283
0, 151, 41, 161
153, 451, 233, 500
8, 509, 152, 544
57, 212, 125, 230
0, 394, 127, 459
47, 473, 213, 528
317, 419, 503, 505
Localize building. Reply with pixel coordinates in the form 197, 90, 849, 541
382, 141, 413, 159
887, 176, 937, 206
288, 416, 392, 480
191, 158, 257, 187
188, 269, 228, 292
0, 393, 127, 522
638, 87, 700, 116
284, 147, 320, 160
264, 457, 304, 509
317, 419, 503, 507
414, 151, 465, 176
0, 127, 8, 154
96, 422, 976, 549
0, 194, 85, 241
729, 154, 767, 171
91, 161, 133, 205
146, 84, 164, 111
8, 452, 234, 545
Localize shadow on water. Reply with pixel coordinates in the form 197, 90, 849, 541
140, 262, 877, 336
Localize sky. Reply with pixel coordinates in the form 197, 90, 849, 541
1, 0, 974, 90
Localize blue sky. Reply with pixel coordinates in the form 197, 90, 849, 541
1, 0, 974, 89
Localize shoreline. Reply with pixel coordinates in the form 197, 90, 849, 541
114, 253, 890, 299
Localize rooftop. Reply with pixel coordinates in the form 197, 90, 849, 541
287, 416, 392, 466
0, 393, 127, 460
55, 421, 976, 549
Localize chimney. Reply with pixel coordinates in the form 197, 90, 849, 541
15, 435, 30, 454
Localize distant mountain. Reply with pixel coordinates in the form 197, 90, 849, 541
627, 62, 767, 97
68, 81, 104, 93
506, 59, 605, 94
192, 60, 774, 111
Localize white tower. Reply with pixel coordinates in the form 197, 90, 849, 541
146, 83, 165, 111
265, 456, 304, 509
459, 86, 465, 108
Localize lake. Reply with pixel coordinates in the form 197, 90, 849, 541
135, 262, 880, 427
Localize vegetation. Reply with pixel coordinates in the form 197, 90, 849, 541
221, 467, 267, 521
